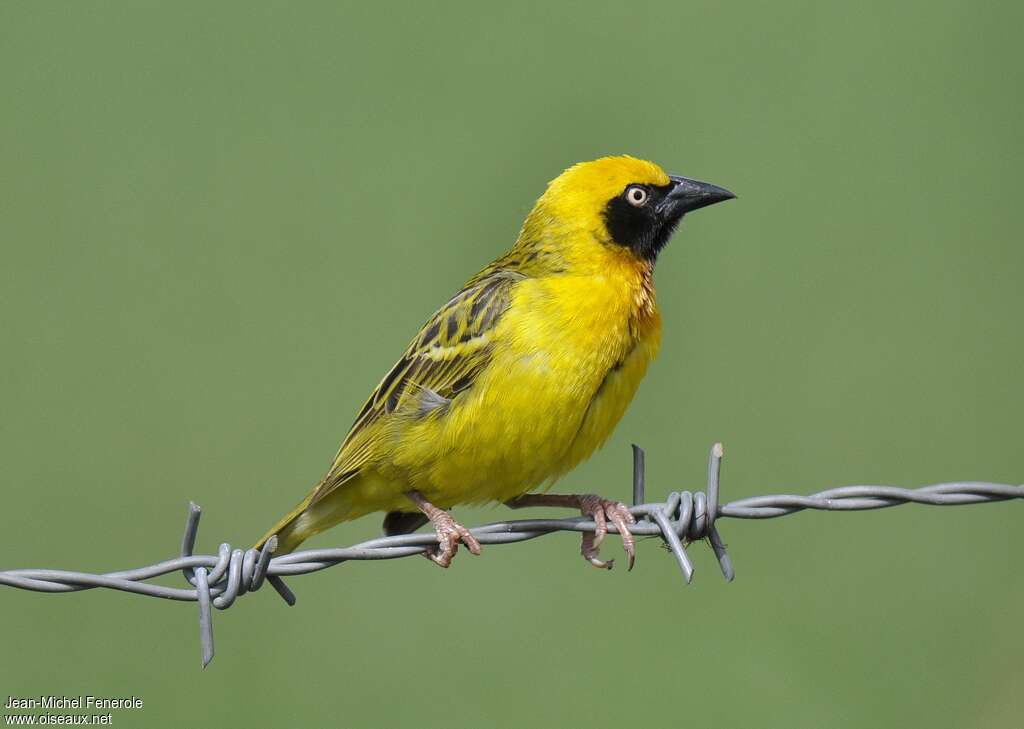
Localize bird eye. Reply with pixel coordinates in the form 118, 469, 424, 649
625, 185, 649, 207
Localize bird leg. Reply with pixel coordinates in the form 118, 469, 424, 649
405, 490, 481, 568
506, 493, 637, 570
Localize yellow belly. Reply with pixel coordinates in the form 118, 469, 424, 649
340, 274, 661, 517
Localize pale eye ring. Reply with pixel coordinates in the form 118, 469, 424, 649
626, 185, 649, 207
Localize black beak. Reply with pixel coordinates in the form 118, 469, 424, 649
658, 175, 736, 217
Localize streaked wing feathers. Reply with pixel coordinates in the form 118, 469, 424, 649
311, 270, 524, 503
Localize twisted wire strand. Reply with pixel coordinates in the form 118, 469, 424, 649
1, 443, 1020, 667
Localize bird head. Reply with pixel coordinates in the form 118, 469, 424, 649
522, 156, 735, 264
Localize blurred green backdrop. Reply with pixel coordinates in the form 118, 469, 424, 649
2, 2, 1022, 727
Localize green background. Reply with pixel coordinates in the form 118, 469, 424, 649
2, 2, 1022, 727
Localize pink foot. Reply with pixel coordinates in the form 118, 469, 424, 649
406, 491, 481, 568
507, 493, 637, 570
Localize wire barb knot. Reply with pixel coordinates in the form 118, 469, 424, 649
630, 442, 734, 584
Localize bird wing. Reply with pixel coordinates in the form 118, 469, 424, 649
310, 269, 525, 504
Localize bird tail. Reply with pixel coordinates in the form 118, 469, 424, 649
254, 477, 360, 555
254, 493, 315, 555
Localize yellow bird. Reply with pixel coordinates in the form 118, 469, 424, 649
256, 156, 734, 568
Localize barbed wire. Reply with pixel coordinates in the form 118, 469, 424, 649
2, 443, 1021, 667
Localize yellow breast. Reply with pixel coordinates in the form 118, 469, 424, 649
387, 256, 660, 507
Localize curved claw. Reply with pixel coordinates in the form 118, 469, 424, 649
577, 495, 636, 571
427, 517, 481, 568
581, 530, 613, 569
605, 502, 637, 571
406, 491, 481, 569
